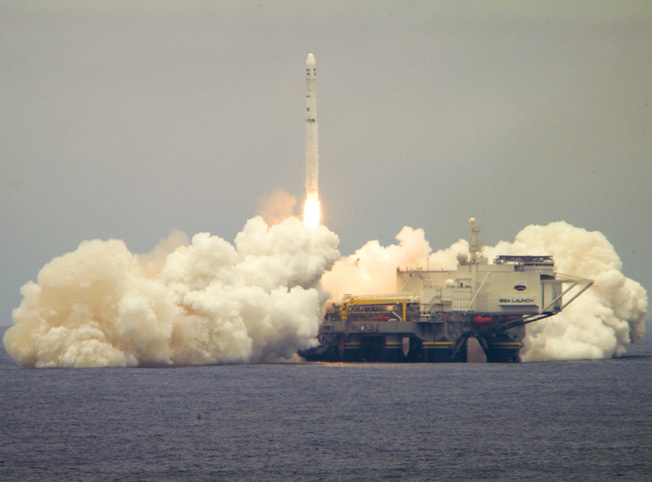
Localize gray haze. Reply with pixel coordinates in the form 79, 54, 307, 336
2, 1, 651, 326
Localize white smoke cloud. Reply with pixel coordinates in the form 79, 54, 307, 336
497, 222, 648, 361
257, 189, 298, 227
322, 221, 648, 361
4, 216, 647, 366
3, 216, 340, 368
322, 227, 445, 300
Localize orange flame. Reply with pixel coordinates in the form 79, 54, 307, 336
303, 196, 321, 229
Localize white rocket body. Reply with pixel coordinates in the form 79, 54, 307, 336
305, 53, 318, 199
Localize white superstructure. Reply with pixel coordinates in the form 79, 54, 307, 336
396, 218, 592, 323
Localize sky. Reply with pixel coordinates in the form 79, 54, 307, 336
2, 1, 651, 327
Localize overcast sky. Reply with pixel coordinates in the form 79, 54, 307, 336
2, 1, 651, 326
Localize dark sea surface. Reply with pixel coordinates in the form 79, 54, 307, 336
1, 326, 651, 482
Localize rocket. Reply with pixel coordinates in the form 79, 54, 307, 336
305, 53, 318, 199
302, 53, 321, 229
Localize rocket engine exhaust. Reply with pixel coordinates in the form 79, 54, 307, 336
303, 53, 321, 229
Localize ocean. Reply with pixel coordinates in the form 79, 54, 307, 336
1, 326, 651, 482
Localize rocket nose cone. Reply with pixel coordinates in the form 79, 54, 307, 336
306, 53, 316, 66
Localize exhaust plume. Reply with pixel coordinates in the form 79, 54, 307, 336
3, 217, 339, 368
4, 215, 646, 366
302, 195, 321, 230
490, 222, 648, 360
257, 189, 297, 227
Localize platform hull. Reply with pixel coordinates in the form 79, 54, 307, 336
299, 321, 524, 363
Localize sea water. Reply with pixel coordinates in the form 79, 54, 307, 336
1, 327, 651, 481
